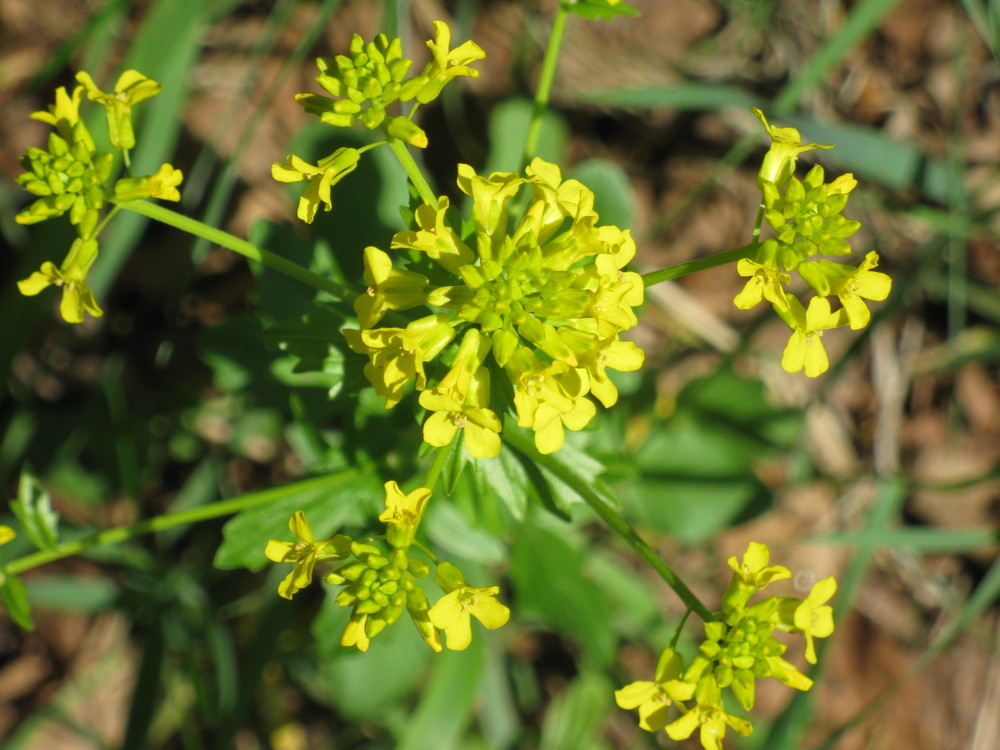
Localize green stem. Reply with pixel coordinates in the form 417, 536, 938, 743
641, 242, 757, 287
503, 428, 713, 622
521, 5, 569, 167
116, 200, 353, 300
421, 444, 451, 494
4, 471, 356, 576
388, 138, 439, 210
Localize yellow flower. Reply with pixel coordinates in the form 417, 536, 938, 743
378, 480, 431, 548
792, 576, 836, 664
428, 562, 510, 650
76, 70, 163, 150
419, 368, 502, 458
18, 238, 103, 324
30, 85, 88, 143
615, 648, 696, 732
830, 251, 892, 330
752, 108, 832, 190
271, 148, 360, 223
733, 257, 791, 312
264, 510, 351, 600
113, 163, 184, 202
780, 296, 846, 377
665, 677, 753, 750
415, 21, 486, 103
0, 526, 15, 546
354, 246, 428, 328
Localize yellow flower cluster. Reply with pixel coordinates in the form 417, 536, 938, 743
737, 110, 891, 376
616, 542, 836, 750
345, 158, 645, 456
265, 482, 509, 653
15, 70, 184, 323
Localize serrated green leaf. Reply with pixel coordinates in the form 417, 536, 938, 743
11, 468, 59, 550
1, 572, 34, 631
214, 470, 379, 571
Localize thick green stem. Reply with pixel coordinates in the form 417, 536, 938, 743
116, 200, 353, 300
388, 138, 439, 210
642, 242, 757, 287
503, 428, 713, 621
5, 471, 355, 576
521, 5, 569, 167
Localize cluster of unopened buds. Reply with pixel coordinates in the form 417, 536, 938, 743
15, 71, 183, 323
616, 543, 835, 749
265, 481, 509, 653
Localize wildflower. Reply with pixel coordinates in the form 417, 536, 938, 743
779, 575, 836, 664
265, 510, 351, 600
780, 296, 846, 377
419, 368, 502, 458
733, 256, 790, 312
428, 562, 510, 650
378, 480, 431, 548
752, 108, 832, 190
665, 676, 753, 750
271, 148, 360, 223
615, 648, 696, 732
352, 158, 643, 453
354, 246, 429, 328
415, 20, 486, 103
76, 70, 163, 150
0, 526, 15, 546
723, 541, 791, 609
30, 85, 89, 144
797, 251, 892, 330
113, 163, 184, 202
18, 238, 103, 324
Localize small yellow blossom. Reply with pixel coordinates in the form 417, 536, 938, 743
271, 148, 360, 223
428, 562, 510, 650
752, 108, 832, 190
76, 70, 163, 150
733, 257, 791, 312
419, 368, 502, 458
615, 648, 696, 732
792, 576, 836, 664
0, 526, 15, 546
114, 163, 184, 202
780, 296, 846, 377
354, 246, 429, 328
378, 480, 431, 548
265, 510, 351, 600
416, 21, 486, 103
18, 238, 103, 324
830, 251, 892, 330
665, 677, 753, 750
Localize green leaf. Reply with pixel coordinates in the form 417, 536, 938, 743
259, 303, 367, 399
10, 468, 59, 550
314, 591, 433, 721
539, 672, 614, 750
214, 470, 379, 571
423, 501, 506, 566
0, 572, 34, 631
574, 81, 758, 110
485, 99, 568, 174
395, 636, 485, 750
511, 517, 615, 665
569, 158, 635, 229
475, 444, 530, 521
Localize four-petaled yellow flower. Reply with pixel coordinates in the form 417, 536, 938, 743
665, 676, 753, 750
615, 648, 696, 732
18, 238, 103, 324
829, 251, 892, 330
30, 85, 88, 143
379, 480, 431, 548
76, 70, 163, 150
354, 246, 429, 328
428, 562, 510, 650
417, 20, 486, 103
271, 148, 361, 223
265, 510, 351, 600
114, 163, 184, 203
792, 575, 836, 664
733, 257, 791, 312
780, 296, 846, 377
418, 368, 502, 458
